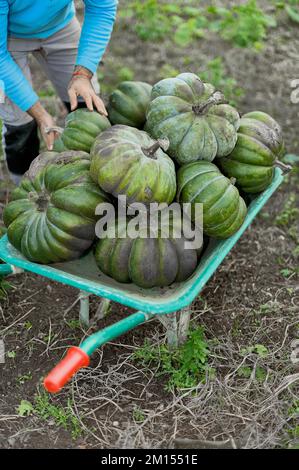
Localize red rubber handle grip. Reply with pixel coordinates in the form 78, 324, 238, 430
43, 346, 90, 393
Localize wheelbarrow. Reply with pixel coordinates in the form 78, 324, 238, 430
0, 168, 285, 393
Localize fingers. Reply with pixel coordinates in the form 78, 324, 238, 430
82, 92, 94, 112
93, 94, 108, 116
68, 88, 78, 111
44, 131, 55, 151
68, 79, 108, 116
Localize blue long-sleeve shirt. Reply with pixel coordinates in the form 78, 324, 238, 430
0, 1, 117, 111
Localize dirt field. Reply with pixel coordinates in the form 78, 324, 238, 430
0, 0, 298, 449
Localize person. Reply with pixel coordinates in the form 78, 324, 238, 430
0, 0, 118, 183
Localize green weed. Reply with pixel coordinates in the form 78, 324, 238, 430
280, 267, 299, 278
120, 1, 208, 46
17, 372, 32, 384
7, 350, 16, 359
97, 63, 135, 96
34, 392, 82, 439
287, 399, 299, 445
237, 365, 267, 382
16, 393, 83, 439
274, 0, 299, 23
117, 66, 135, 82
173, 16, 207, 47
0, 278, 11, 300
207, 0, 276, 50
24, 321, 32, 331
274, 192, 299, 271
256, 302, 277, 315
17, 400, 34, 417
133, 407, 145, 423
121, 0, 276, 50
275, 193, 299, 226
65, 319, 81, 330
133, 327, 212, 390
198, 57, 245, 106
240, 344, 269, 358
288, 400, 299, 417
120, 0, 174, 42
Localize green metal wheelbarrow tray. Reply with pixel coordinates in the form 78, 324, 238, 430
0, 168, 284, 393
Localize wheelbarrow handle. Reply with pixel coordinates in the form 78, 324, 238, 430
44, 311, 152, 393
44, 346, 90, 393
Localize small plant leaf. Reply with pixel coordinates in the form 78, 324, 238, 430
286, 5, 299, 23
17, 400, 34, 417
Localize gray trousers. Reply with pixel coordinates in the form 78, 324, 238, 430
0, 17, 99, 178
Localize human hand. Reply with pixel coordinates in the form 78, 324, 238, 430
28, 102, 58, 150
68, 67, 108, 116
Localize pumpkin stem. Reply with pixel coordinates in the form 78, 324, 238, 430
192, 91, 228, 115
142, 138, 170, 159
274, 160, 292, 175
35, 193, 49, 211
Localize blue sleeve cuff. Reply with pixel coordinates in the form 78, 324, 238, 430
75, 57, 97, 75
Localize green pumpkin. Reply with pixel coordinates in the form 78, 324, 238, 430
108, 81, 152, 128
146, 73, 240, 165
177, 161, 247, 239
53, 136, 67, 152
94, 216, 201, 288
3, 151, 109, 264
90, 125, 177, 204
61, 109, 111, 153
217, 111, 285, 193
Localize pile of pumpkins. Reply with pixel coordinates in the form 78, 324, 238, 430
3, 73, 286, 289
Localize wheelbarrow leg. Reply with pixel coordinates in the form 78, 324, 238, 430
79, 291, 90, 328
78, 294, 112, 327
158, 306, 192, 348
158, 313, 178, 348
94, 297, 111, 321
178, 306, 192, 345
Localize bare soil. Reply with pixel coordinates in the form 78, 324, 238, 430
0, 0, 298, 449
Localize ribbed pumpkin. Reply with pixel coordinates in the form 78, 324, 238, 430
146, 73, 240, 165
90, 125, 177, 204
61, 109, 111, 152
108, 81, 152, 128
177, 162, 247, 239
53, 136, 67, 152
94, 216, 201, 288
3, 151, 109, 264
217, 111, 285, 193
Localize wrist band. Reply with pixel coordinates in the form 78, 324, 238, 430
72, 71, 91, 79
